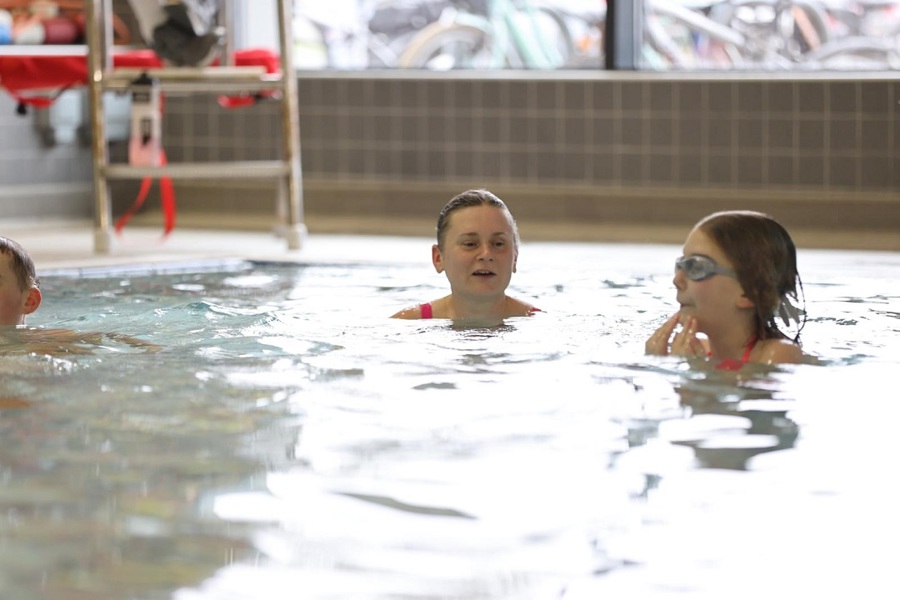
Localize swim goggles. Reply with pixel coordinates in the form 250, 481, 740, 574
675, 255, 737, 281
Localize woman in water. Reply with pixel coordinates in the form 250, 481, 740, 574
391, 189, 539, 322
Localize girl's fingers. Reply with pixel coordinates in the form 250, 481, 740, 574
645, 311, 682, 355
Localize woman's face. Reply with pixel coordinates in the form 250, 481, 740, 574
674, 227, 751, 335
432, 205, 518, 299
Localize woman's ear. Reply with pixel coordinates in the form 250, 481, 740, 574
23, 287, 41, 316
431, 244, 444, 273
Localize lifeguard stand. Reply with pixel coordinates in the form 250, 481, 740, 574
84, 0, 306, 253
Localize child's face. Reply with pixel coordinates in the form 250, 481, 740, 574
432, 205, 518, 298
674, 227, 749, 334
0, 254, 33, 326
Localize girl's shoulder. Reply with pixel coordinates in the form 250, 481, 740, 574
755, 338, 804, 365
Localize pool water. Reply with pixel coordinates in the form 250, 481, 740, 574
3, 240, 900, 599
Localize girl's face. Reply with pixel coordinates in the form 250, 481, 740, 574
674, 227, 752, 335
432, 205, 518, 299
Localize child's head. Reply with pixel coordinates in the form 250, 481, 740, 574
435, 189, 520, 251
0, 236, 42, 326
694, 210, 804, 341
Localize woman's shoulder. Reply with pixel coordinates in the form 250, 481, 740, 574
506, 296, 540, 317
391, 304, 426, 319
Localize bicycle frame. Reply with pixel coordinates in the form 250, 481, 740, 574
438, 0, 565, 68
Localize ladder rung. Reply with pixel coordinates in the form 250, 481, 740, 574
103, 161, 290, 180
108, 66, 269, 80
101, 68, 284, 94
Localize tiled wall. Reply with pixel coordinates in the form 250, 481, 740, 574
2, 72, 898, 233
0, 92, 92, 219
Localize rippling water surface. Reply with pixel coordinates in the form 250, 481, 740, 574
2, 241, 899, 599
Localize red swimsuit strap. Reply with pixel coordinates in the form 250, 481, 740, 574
420, 303, 433, 319
712, 336, 758, 371
741, 336, 758, 362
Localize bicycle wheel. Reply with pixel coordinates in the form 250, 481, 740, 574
801, 37, 899, 70
397, 22, 496, 70
709, 0, 832, 65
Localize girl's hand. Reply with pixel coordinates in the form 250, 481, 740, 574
646, 313, 706, 357
645, 312, 680, 355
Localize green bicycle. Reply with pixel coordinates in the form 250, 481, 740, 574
397, 0, 576, 69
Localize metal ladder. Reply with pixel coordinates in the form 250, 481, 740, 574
84, 0, 307, 253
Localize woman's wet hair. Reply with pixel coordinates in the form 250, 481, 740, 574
697, 210, 805, 342
0, 236, 39, 292
435, 189, 519, 249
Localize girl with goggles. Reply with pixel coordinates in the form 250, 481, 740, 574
646, 210, 807, 369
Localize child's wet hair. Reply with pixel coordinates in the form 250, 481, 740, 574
0, 236, 39, 292
697, 210, 805, 342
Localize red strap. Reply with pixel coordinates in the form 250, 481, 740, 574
114, 149, 176, 237
420, 303, 433, 319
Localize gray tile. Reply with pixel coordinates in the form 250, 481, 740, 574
707, 155, 733, 184
536, 83, 558, 111
678, 152, 703, 184
708, 82, 733, 113
648, 118, 673, 147
708, 119, 733, 148
797, 82, 826, 113
621, 82, 643, 113
860, 82, 891, 115
737, 118, 764, 148
564, 116, 587, 147
798, 120, 825, 149
768, 118, 795, 149
861, 120, 890, 152
738, 82, 764, 112
798, 156, 824, 186
647, 154, 674, 183
829, 118, 858, 152
828, 156, 857, 188
678, 82, 704, 112
861, 156, 892, 189
592, 82, 616, 111
621, 118, 643, 147
592, 118, 615, 146
768, 83, 794, 114
562, 82, 587, 112
679, 117, 705, 148
620, 153, 643, 183
829, 81, 858, 113
737, 155, 764, 185
649, 82, 674, 111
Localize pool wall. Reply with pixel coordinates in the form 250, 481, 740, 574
1, 72, 898, 244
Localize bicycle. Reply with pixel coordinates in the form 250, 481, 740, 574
796, 0, 900, 69
396, 0, 576, 69
642, 0, 900, 70
642, 0, 834, 69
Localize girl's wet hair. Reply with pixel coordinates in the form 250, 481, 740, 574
0, 236, 39, 292
435, 189, 519, 249
697, 210, 805, 343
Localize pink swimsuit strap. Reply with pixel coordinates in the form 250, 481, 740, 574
419, 303, 539, 319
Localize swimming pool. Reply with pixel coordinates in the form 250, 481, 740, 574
4, 239, 900, 599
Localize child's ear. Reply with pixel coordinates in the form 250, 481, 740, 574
23, 287, 41, 315
736, 294, 754, 309
431, 245, 444, 273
